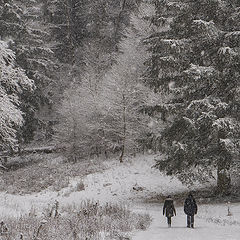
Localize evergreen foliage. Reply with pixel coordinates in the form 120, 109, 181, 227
47, 0, 140, 63
2, 0, 239, 195
0, 0, 57, 142
144, 0, 240, 192
0, 40, 34, 149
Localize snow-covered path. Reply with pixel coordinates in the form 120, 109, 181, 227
132, 204, 240, 240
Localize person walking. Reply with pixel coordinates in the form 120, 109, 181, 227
184, 192, 198, 228
163, 195, 176, 228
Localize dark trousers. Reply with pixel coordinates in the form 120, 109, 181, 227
167, 217, 171, 226
187, 215, 194, 227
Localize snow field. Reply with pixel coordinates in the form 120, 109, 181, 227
132, 204, 240, 240
0, 155, 186, 216
0, 154, 239, 240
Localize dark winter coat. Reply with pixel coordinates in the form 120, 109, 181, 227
184, 194, 197, 216
163, 198, 176, 217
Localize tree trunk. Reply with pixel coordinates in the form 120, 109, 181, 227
71, 119, 78, 162
119, 144, 125, 163
114, 0, 127, 42
214, 130, 232, 195
119, 94, 126, 163
217, 159, 231, 195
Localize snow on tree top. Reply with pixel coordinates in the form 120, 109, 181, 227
187, 98, 228, 115
225, 31, 240, 45
218, 47, 237, 56
184, 64, 217, 79
212, 117, 240, 132
225, 31, 240, 37
159, 39, 191, 49
192, 19, 220, 38
159, 55, 177, 62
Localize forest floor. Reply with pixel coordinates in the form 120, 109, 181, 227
0, 154, 239, 239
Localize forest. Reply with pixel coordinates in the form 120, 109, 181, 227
0, 0, 240, 195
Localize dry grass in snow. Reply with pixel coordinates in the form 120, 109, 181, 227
0, 153, 104, 194
0, 200, 151, 240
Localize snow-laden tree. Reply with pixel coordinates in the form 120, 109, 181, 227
100, 71, 151, 162
54, 81, 104, 161
55, 1, 156, 162
0, 41, 34, 149
0, 0, 57, 142
98, 1, 158, 162
145, 0, 240, 193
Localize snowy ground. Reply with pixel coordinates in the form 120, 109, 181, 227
0, 155, 190, 217
0, 154, 239, 239
132, 203, 240, 240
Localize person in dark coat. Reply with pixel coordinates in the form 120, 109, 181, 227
163, 195, 176, 227
184, 193, 198, 228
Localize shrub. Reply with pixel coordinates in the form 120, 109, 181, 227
75, 180, 85, 191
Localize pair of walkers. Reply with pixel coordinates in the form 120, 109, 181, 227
162, 193, 198, 228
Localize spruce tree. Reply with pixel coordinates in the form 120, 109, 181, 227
0, 40, 34, 149
145, 0, 240, 193
0, 0, 57, 142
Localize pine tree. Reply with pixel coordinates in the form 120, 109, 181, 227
145, 0, 240, 193
0, 40, 34, 149
0, 0, 57, 142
